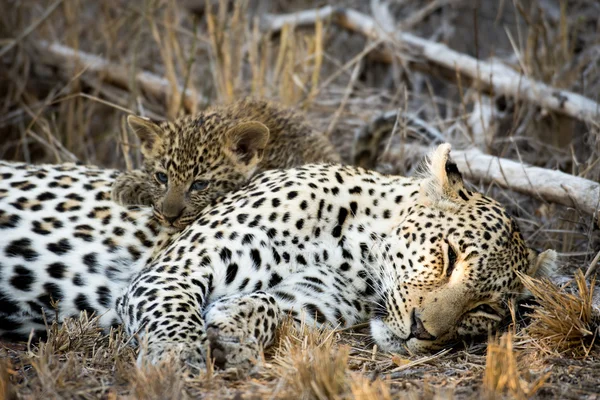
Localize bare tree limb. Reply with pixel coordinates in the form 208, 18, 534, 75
35, 41, 208, 113
263, 6, 600, 123
454, 148, 600, 220
382, 143, 600, 221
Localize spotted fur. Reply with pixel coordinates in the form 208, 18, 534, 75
112, 98, 340, 230
0, 145, 556, 371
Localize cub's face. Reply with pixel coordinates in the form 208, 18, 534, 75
370, 144, 556, 354
127, 114, 269, 229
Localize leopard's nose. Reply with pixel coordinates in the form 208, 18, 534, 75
410, 309, 436, 341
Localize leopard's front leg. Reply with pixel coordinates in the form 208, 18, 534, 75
203, 292, 282, 371
115, 266, 211, 371
111, 169, 154, 207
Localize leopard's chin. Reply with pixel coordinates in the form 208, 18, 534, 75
369, 319, 408, 353
369, 319, 448, 354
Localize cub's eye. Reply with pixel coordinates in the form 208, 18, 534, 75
190, 180, 210, 191
470, 304, 499, 316
446, 242, 457, 277
155, 172, 168, 184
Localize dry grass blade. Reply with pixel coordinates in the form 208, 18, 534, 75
272, 318, 350, 399
349, 374, 393, 400
520, 270, 599, 358
0, 0, 63, 58
483, 331, 549, 400
0, 359, 17, 400
126, 357, 189, 400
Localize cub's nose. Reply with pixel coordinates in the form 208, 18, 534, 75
162, 206, 184, 224
410, 309, 436, 341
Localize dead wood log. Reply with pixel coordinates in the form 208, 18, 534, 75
263, 6, 600, 124
35, 41, 208, 114
381, 144, 600, 221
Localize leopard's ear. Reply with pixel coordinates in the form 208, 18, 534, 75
127, 115, 164, 157
224, 121, 270, 167
419, 143, 466, 208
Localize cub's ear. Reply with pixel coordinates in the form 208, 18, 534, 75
526, 248, 558, 279
420, 143, 467, 208
224, 121, 270, 167
127, 115, 164, 156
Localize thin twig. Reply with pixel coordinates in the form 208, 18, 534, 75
0, 0, 64, 58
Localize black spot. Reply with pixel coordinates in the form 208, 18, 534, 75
220, 247, 233, 263
97, 286, 112, 308
83, 253, 99, 273
268, 273, 282, 288
37, 192, 56, 201
0, 292, 20, 314
0, 213, 20, 229
305, 303, 328, 324
0, 315, 21, 332
250, 249, 262, 269
238, 278, 250, 291
335, 172, 344, 184
47, 262, 67, 279
47, 239, 72, 255
252, 198, 266, 208
287, 191, 298, 200
74, 294, 96, 315
274, 291, 295, 302
10, 266, 35, 291
296, 254, 307, 266
332, 207, 348, 238
272, 248, 281, 264
237, 214, 248, 224
73, 274, 85, 286
225, 263, 239, 284
40, 282, 63, 307
5, 238, 39, 261
350, 201, 358, 216
349, 186, 362, 194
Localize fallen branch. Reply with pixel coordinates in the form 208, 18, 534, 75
381, 143, 600, 221
455, 148, 600, 219
35, 41, 208, 114
263, 6, 600, 123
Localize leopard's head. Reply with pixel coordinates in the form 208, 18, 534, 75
371, 144, 557, 353
127, 113, 269, 229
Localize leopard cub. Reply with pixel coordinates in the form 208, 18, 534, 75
112, 98, 340, 230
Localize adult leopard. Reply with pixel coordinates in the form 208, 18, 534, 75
0, 144, 556, 371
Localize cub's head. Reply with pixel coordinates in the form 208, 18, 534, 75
371, 144, 557, 353
127, 113, 269, 229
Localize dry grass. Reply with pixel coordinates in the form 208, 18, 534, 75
520, 270, 599, 358
1, 0, 600, 398
483, 332, 549, 400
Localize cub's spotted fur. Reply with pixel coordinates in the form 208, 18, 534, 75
113, 98, 340, 230
0, 145, 556, 371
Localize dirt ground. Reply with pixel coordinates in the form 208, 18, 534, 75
0, 0, 599, 398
